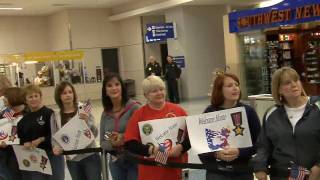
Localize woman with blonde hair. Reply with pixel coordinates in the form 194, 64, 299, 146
124, 75, 189, 180
252, 67, 320, 180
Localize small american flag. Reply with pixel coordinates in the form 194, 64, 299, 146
3, 108, 15, 120
155, 144, 169, 165
289, 164, 309, 180
80, 100, 92, 114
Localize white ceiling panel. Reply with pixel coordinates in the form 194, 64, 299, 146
0, 0, 262, 16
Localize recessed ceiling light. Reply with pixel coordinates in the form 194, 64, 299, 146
0, 7, 23, 10
259, 0, 283, 8
0, 3, 13, 6
24, 61, 38, 64
52, 4, 68, 7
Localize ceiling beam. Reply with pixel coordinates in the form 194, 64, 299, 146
108, 0, 193, 21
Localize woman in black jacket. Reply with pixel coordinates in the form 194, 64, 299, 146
200, 72, 261, 180
17, 85, 64, 180
252, 67, 320, 180
0, 87, 27, 180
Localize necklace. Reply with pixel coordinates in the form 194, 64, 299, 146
112, 107, 123, 113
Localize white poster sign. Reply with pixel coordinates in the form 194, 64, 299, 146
0, 116, 22, 144
12, 145, 52, 175
186, 107, 252, 154
138, 117, 186, 150
53, 115, 94, 159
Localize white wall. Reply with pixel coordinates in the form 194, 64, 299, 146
81, 48, 103, 79
165, 5, 227, 100
118, 17, 145, 99
0, 16, 49, 54
48, 11, 70, 51
68, 9, 121, 49
222, 15, 248, 97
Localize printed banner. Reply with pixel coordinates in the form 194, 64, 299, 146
0, 116, 22, 145
186, 107, 252, 154
12, 145, 52, 175
138, 117, 186, 150
229, 0, 320, 33
53, 115, 94, 159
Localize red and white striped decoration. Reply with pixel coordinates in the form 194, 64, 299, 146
3, 108, 15, 120
83, 101, 92, 114
155, 144, 169, 165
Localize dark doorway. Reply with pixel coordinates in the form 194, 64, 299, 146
160, 43, 168, 74
101, 48, 119, 75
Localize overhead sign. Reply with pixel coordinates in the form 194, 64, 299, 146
173, 56, 185, 68
145, 22, 177, 43
24, 50, 84, 62
229, 0, 320, 33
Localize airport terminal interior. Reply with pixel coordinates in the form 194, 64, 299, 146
0, 0, 320, 179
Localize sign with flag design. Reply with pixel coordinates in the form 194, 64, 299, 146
53, 115, 94, 159
155, 144, 169, 165
78, 100, 92, 115
289, 162, 310, 180
186, 107, 252, 154
3, 108, 15, 121
138, 117, 186, 151
0, 116, 22, 144
12, 145, 52, 175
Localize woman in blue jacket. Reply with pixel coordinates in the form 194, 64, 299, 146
200, 72, 261, 180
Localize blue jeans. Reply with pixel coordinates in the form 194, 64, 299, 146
21, 153, 65, 180
109, 156, 138, 180
66, 153, 101, 180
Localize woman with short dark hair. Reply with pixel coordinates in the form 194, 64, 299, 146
0, 87, 27, 180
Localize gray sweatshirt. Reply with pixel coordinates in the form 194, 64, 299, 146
100, 99, 139, 151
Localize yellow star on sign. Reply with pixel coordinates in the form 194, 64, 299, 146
233, 126, 244, 136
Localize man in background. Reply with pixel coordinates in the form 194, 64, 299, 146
164, 55, 181, 104
145, 56, 162, 77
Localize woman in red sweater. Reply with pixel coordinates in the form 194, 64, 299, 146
124, 75, 190, 180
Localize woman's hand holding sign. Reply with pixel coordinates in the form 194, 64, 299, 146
53, 146, 63, 155
168, 144, 183, 158
110, 132, 124, 147
79, 112, 89, 123
215, 146, 239, 162
31, 137, 45, 148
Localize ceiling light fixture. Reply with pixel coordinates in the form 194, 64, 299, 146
24, 61, 38, 64
259, 0, 284, 8
0, 7, 23, 10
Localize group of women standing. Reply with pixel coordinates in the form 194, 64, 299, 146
0, 77, 101, 180
1, 66, 320, 180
